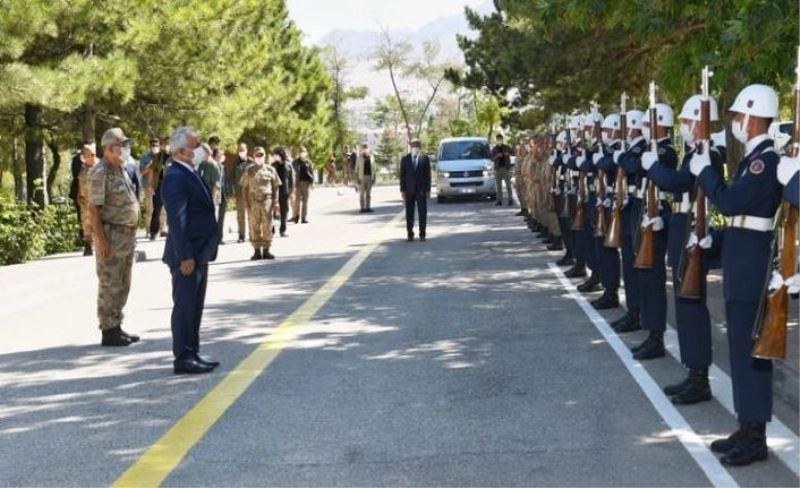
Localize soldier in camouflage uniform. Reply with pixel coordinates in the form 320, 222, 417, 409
89, 128, 141, 347
514, 135, 530, 217
77, 142, 97, 256
240, 146, 281, 260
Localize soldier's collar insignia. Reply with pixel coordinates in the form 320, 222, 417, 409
749, 159, 765, 175
632, 146, 642, 154
658, 148, 666, 155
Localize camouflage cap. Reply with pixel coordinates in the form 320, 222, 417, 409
101, 128, 130, 147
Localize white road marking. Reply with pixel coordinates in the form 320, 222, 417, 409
549, 263, 738, 488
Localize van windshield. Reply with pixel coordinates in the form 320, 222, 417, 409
439, 141, 490, 161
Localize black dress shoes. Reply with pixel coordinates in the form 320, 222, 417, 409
174, 357, 214, 375
591, 291, 619, 310
577, 274, 601, 292
719, 423, 768, 466
564, 265, 587, 278
407, 235, 414, 242
671, 369, 712, 405
420, 235, 426, 242
633, 333, 665, 360
194, 355, 220, 369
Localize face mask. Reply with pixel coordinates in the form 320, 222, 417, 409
239, 151, 247, 159
411, 147, 420, 157
680, 123, 695, 146
121, 147, 131, 160
300, 152, 308, 159
601, 133, 612, 145
732, 115, 749, 144
192, 147, 205, 167
641, 126, 651, 142
151, 147, 160, 155
164, 145, 170, 153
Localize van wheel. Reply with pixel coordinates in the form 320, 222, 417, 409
488, 193, 497, 201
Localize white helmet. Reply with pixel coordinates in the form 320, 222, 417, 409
568, 115, 582, 130
678, 94, 720, 122
626, 110, 645, 130
556, 130, 567, 144
644, 103, 674, 127
728, 84, 779, 118
602, 113, 621, 131
584, 111, 603, 127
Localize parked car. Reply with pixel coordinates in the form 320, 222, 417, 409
435, 137, 496, 203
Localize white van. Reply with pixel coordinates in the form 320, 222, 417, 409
435, 137, 496, 203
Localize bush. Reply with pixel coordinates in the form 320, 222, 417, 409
0, 195, 81, 266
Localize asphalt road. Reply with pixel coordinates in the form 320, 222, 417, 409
0, 186, 797, 487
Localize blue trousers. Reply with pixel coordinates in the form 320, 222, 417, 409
726, 301, 773, 423
170, 263, 209, 360
621, 233, 640, 313
558, 216, 575, 258
672, 278, 712, 369
639, 229, 668, 333
597, 238, 620, 292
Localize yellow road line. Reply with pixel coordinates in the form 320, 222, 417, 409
112, 210, 404, 488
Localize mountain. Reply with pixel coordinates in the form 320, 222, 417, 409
316, 1, 493, 106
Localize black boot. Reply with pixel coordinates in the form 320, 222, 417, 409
251, 248, 262, 260
83, 243, 93, 256
614, 310, 641, 333
671, 368, 712, 405
577, 273, 601, 292
555, 251, 573, 265
101, 327, 133, 347
542, 234, 554, 244
591, 290, 619, 310
120, 328, 140, 343
710, 429, 744, 454
564, 265, 587, 278
633, 332, 665, 360
720, 423, 768, 466
515, 210, 525, 217
663, 371, 692, 396
262, 247, 275, 260
238, 234, 245, 243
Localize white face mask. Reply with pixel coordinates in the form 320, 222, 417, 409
732, 115, 750, 144
601, 133, 612, 145
411, 147, 420, 157
239, 151, 247, 159
641, 126, 651, 142
680, 122, 695, 146
151, 147, 161, 155
192, 147, 205, 167
121, 147, 131, 160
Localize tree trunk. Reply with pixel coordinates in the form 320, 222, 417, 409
388, 63, 413, 143
24, 103, 45, 208
46, 139, 61, 199
415, 76, 445, 139
12, 137, 24, 201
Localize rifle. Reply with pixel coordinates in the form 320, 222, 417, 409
548, 121, 559, 212
634, 82, 659, 269
560, 116, 574, 219
751, 46, 800, 359
604, 92, 628, 248
592, 103, 608, 238
677, 66, 713, 299
571, 123, 587, 232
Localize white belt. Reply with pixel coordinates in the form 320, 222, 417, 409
588, 184, 596, 192
726, 215, 774, 232
627, 185, 637, 194
671, 194, 692, 213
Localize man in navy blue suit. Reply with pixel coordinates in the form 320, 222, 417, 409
400, 138, 431, 241
162, 127, 221, 375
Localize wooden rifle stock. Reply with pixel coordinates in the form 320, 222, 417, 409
571, 171, 586, 231
604, 102, 627, 249
634, 88, 659, 270
594, 169, 607, 238
752, 55, 800, 359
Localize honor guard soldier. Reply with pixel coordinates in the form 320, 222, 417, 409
241, 147, 281, 260
559, 115, 583, 270
576, 111, 603, 291
627, 101, 677, 360
777, 154, 799, 207
89, 128, 142, 347
592, 113, 623, 309
545, 131, 567, 252
644, 94, 724, 402
610, 109, 646, 333
690, 83, 782, 466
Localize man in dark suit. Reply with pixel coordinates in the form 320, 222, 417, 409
162, 127, 221, 375
400, 138, 432, 241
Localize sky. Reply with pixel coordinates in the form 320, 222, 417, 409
286, 0, 487, 43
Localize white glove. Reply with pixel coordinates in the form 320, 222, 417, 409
686, 232, 713, 249
579, 154, 588, 166
689, 150, 711, 176
777, 155, 800, 185
613, 150, 624, 164
641, 151, 658, 171
603, 197, 612, 208
593, 152, 603, 165
622, 196, 630, 208
548, 155, 556, 166
641, 216, 665, 231
562, 154, 570, 165
768, 271, 800, 294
